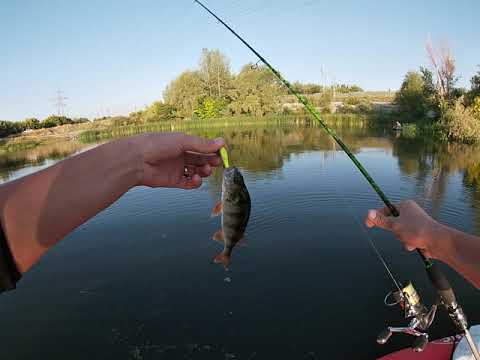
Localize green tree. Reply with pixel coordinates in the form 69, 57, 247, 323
228, 64, 282, 116
293, 82, 323, 94
396, 71, 426, 118
23, 118, 40, 130
469, 67, 480, 104
336, 84, 363, 93
194, 97, 225, 119
0, 120, 23, 138
41, 115, 73, 128
419, 67, 439, 117
143, 101, 175, 122
199, 48, 232, 99
164, 70, 205, 118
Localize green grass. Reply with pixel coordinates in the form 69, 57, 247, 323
78, 114, 378, 144
400, 123, 417, 138
0, 140, 42, 153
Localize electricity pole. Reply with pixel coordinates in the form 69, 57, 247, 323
52, 89, 68, 116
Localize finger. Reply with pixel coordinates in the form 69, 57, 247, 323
404, 244, 416, 252
184, 165, 197, 178
366, 207, 392, 227
185, 152, 222, 167
178, 174, 202, 190
184, 164, 212, 178
181, 135, 225, 154
377, 206, 392, 216
365, 217, 375, 228
420, 248, 433, 259
366, 210, 394, 230
196, 163, 212, 178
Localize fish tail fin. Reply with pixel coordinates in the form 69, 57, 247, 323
214, 252, 230, 270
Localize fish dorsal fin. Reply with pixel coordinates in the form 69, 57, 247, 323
211, 201, 222, 217
212, 229, 224, 243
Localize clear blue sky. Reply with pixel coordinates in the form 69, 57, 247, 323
1, 0, 478, 121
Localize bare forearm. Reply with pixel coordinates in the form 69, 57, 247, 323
0, 138, 141, 273
436, 224, 480, 288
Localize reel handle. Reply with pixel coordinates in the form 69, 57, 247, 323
377, 328, 392, 345
412, 334, 429, 352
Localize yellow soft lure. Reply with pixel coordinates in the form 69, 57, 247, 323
220, 147, 230, 168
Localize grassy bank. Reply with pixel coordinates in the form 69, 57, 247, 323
78, 114, 376, 144
0, 112, 395, 152
0, 120, 113, 153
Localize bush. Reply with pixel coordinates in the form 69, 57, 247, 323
111, 116, 138, 127
41, 115, 73, 128
401, 123, 417, 138
293, 82, 323, 94
439, 99, 480, 143
472, 96, 480, 119
0, 121, 23, 138
344, 96, 360, 106
23, 118, 40, 130
357, 100, 373, 114
335, 100, 373, 114
308, 91, 333, 108
336, 84, 363, 93
73, 117, 89, 124
195, 97, 226, 119
143, 101, 175, 122
336, 104, 357, 114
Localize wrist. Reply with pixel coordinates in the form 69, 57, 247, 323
428, 221, 454, 262
116, 136, 144, 188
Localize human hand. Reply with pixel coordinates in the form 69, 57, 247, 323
132, 132, 224, 189
365, 200, 444, 259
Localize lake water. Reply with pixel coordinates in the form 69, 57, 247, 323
1, 122, 480, 359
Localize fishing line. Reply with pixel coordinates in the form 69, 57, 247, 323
323, 153, 403, 294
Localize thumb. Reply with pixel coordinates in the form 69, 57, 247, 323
181, 135, 225, 154
366, 210, 394, 231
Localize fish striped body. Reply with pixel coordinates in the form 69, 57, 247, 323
212, 167, 251, 269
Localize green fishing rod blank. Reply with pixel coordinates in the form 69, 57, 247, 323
194, 0, 398, 217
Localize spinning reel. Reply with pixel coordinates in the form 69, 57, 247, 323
377, 282, 437, 352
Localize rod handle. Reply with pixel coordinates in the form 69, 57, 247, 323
424, 260, 457, 305
391, 205, 457, 306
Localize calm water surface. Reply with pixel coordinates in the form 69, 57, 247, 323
1, 123, 480, 359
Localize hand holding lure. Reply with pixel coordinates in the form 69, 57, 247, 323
195, 1, 479, 357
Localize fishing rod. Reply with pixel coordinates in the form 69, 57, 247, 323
194, 1, 480, 357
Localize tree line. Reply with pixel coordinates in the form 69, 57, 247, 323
396, 39, 480, 142
0, 116, 88, 138
1, 48, 365, 138
132, 49, 363, 122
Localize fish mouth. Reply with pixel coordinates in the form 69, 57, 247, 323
223, 167, 245, 186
